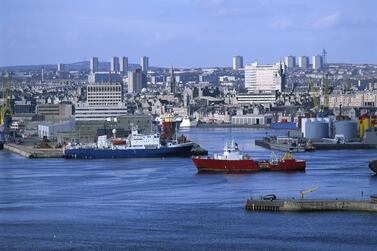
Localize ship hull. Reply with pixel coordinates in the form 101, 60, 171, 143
65, 143, 194, 159
192, 158, 259, 172
192, 158, 305, 173
268, 159, 306, 171
369, 160, 377, 174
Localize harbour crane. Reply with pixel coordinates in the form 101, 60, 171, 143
300, 186, 320, 199
307, 77, 319, 112
321, 73, 330, 111
0, 73, 12, 129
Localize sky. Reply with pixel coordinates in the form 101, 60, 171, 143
0, 0, 376, 67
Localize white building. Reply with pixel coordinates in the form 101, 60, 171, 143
244, 62, 284, 93
285, 55, 296, 69
38, 120, 75, 139
327, 91, 377, 108
87, 83, 123, 106
90, 57, 98, 73
120, 56, 128, 75
232, 114, 273, 125
74, 103, 128, 121
298, 56, 309, 69
111, 57, 120, 73
74, 82, 127, 121
57, 63, 65, 72
140, 56, 149, 72
236, 92, 277, 104
312, 55, 323, 70
232, 56, 243, 70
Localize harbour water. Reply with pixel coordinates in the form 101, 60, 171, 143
1, 128, 377, 250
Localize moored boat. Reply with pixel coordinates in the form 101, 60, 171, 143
192, 141, 306, 173
180, 116, 198, 128
64, 126, 194, 159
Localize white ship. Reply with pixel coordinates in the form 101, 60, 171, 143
180, 116, 198, 128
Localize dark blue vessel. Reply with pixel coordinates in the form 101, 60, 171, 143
64, 142, 194, 159
64, 126, 194, 159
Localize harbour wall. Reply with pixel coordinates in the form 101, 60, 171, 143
4, 144, 64, 158
246, 199, 377, 213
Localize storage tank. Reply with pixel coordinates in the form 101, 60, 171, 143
301, 118, 308, 135
334, 120, 357, 140
305, 120, 329, 139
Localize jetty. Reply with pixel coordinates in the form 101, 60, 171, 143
245, 196, 377, 213
4, 143, 64, 158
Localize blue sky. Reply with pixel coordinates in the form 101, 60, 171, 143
1, 0, 376, 67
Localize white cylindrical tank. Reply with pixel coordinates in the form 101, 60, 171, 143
334, 120, 357, 140
301, 118, 309, 135
305, 120, 329, 139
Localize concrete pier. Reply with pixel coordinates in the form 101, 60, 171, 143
4, 143, 64, 158
246, 198, 377, 213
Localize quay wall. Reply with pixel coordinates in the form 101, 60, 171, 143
4, 144, 64, 158
246, 199, 377, 213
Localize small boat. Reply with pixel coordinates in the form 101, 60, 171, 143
369, 160, 377, 174
192, 141, 306, 173
180, 116, 198, 128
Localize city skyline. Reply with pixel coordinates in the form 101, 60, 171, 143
1, 0, 376, 67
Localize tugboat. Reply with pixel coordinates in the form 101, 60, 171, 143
369, 160, 377, 174
192, 141, 306, 173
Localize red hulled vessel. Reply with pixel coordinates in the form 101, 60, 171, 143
192, 141, 305, 173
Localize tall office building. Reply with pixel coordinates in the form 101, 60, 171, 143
90, 57, 98, 73
232, 56, 243, 70
312, 55, 323, 70
244, 62, 284, 93
87, 83, 123, 106
128, 69, 146, 93
168, 66, 176, 94
120, 56, 128, 75
111, 57, 120, 73
75, 82, 127, 121
140, 56, 149, 72
298, 56, 309, 69
57, 63, 65, 72
285, 55, 296, 69
88, 72, 122, 84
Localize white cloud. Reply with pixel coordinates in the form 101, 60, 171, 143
313, 12, 342, 29
272, 18, 294, 29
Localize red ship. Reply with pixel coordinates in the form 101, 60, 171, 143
192, 141, 306, 173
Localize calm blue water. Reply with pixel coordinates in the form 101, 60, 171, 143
1, 128, 377, 250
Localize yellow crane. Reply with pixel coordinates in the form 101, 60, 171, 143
321, 73, 329, 110
307, 77, 318, 111
300, 186, 320, 199
0, 73, 12, 128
